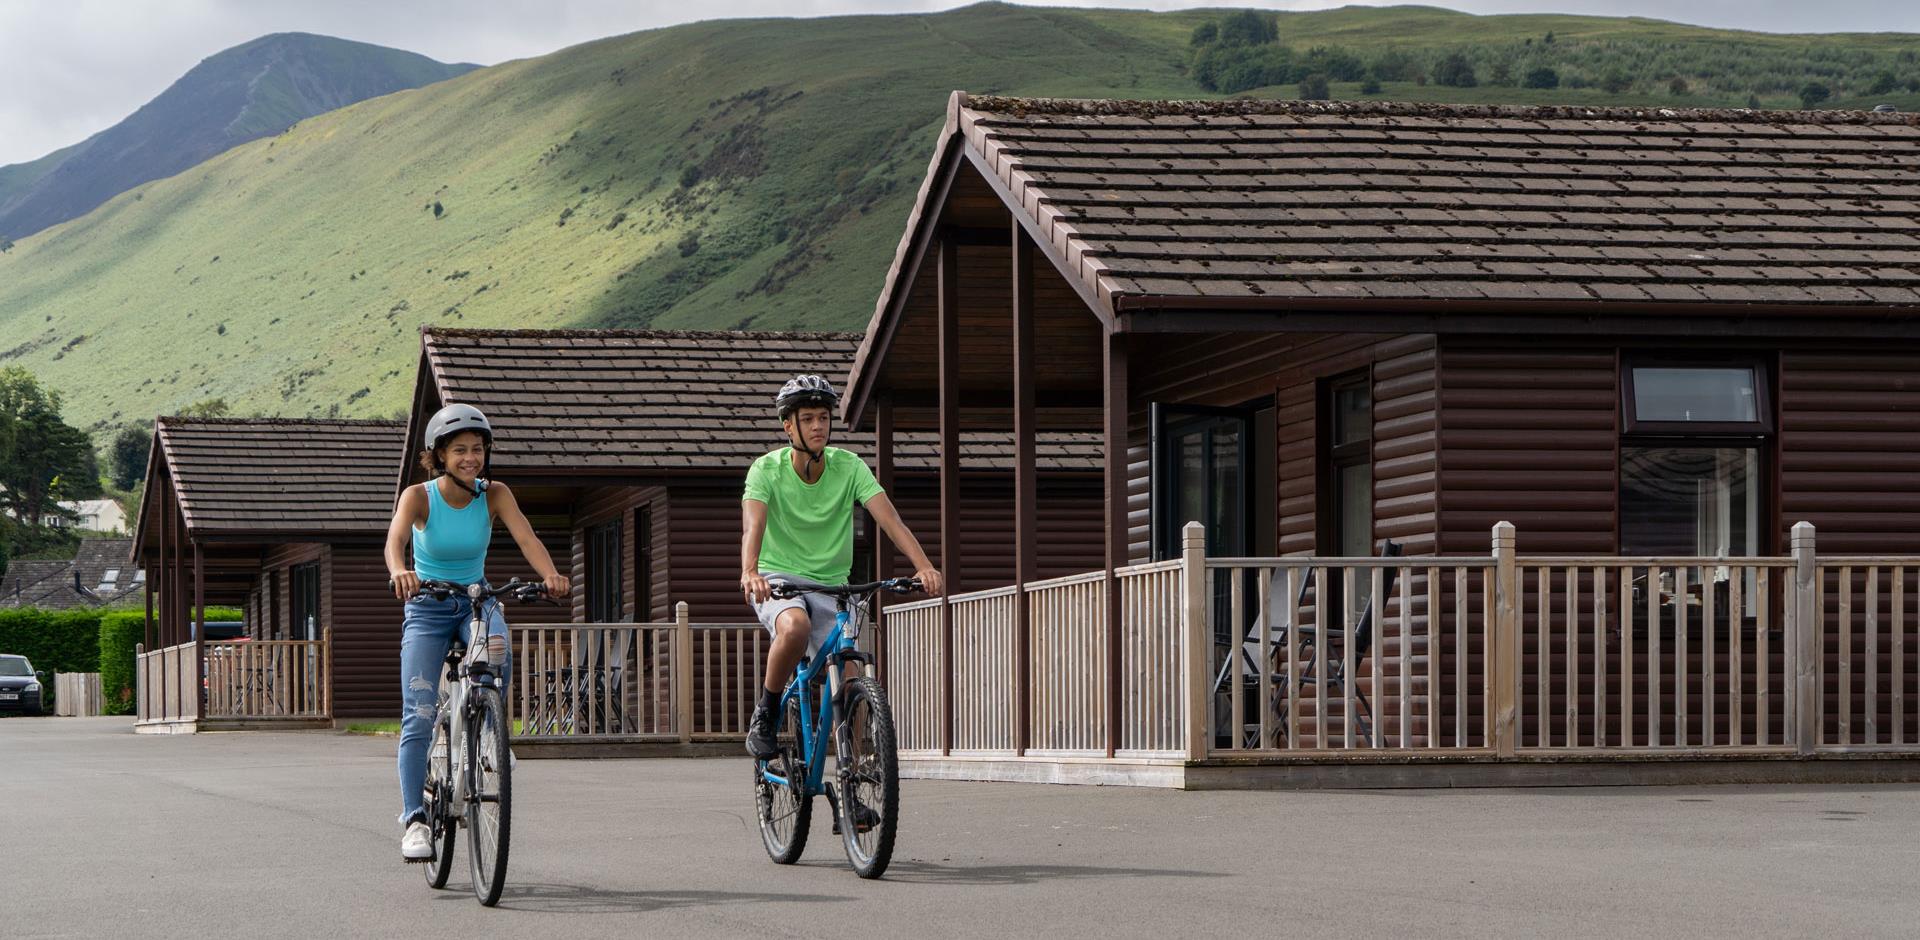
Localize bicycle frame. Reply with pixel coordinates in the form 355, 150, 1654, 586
758, 601, 867, 798
435, 584, 505, 809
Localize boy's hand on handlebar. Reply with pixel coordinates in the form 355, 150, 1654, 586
390, 570, 420, 600
913, 568, 944, 597
741, 571, 772, 604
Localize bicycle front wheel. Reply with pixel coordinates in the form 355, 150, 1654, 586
421, 713, 458, 889
836, 677, 899, 879
755, 694, 811, 864
465, 685, 512, 906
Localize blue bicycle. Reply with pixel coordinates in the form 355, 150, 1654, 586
754, 577, 919, 879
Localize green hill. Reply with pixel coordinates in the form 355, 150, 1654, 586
2, 3, 1916, 434
0, 33, 475, 241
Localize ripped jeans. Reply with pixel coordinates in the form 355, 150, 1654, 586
398, 592, 511, 822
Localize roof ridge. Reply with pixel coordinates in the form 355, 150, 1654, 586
960, 94, 1920, 127
158, 417, 405, 428
423, 327, 865, 341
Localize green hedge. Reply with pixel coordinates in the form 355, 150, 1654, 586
0, 608, 109, 712
98, 612, 144, 716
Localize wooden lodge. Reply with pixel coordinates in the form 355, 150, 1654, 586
399, 327, 1105, 751
846, 93, 1920, 787
130, 418, 407, 731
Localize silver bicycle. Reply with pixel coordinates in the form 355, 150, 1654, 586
405, 578, 548, 907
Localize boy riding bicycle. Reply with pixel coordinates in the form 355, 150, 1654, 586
741, 374, 943, 759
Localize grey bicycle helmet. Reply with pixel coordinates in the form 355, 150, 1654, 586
775, 374, 839, 418
423, 403, 492, 449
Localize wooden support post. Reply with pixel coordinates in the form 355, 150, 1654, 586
193, 541, 206, 719
1491, 522, 1519, 756
323, 626, 334, 719
675, 602, 693, 744
1012, 222, 1037, 756
1181, 522, 1209, 761
937, 236, 960, 757
1790, 522, 1819, 755
875, 396, 895, 684
1103, 329, 1128, 758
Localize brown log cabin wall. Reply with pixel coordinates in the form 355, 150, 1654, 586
571, 485, 670, 623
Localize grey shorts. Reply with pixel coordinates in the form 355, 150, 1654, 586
752, 573, 840, 657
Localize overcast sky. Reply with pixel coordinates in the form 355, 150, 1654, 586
4, 0, 1918, 166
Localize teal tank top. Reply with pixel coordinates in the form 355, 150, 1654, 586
411, 480, 491, 585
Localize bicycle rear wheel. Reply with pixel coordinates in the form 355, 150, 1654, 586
465, 686, 512, 906
755, 694, 811, 864
835, 677, 899, 879
421, 712, 458, 889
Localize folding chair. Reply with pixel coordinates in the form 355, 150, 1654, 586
1250, 541, 1402, 748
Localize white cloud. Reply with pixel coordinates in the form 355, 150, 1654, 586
2, 0, 1917, 166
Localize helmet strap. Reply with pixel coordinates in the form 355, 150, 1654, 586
784, 417, 828, 482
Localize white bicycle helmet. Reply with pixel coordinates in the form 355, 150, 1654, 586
422, 403, 494, 492
775, 374, 839, 418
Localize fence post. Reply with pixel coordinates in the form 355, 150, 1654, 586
135, 643, 145, 722
1181, 522, 1210, 762
322, 626, 334, 720
1790, 522, 1819, 756
674, 602, 693, 744
1491, 522, 1519, 756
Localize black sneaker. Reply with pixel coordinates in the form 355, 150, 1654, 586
745, 703, 779, 759
832, 793, 881, 835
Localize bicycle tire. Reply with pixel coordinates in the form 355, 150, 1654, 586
421, 713, 458, 889
835, 677, 900, 879
465, 685, 512, 906
755, 694, 811, 864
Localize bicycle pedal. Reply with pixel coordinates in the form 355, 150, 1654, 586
402, 856, 430, 865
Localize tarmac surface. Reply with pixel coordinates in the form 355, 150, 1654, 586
7, 716, 1919, 938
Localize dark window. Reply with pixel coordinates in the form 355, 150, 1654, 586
1152, 403, 1260, 646
1620, 358, 1771, 557
587, 520, 623, 623
291, 563, 319, 641
1320, 372, 1372, 558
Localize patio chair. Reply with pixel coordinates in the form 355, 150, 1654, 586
1244, 540, 1402, 748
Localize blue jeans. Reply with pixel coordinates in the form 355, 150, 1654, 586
397, 593, 510, 821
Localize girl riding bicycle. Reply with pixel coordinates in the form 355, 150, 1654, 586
385, 404, 570, 861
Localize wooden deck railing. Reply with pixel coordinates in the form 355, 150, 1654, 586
203, 634, 330, 720
136, 640, 201, 725
879, 520, 1920, 765
508, 603, 775, 743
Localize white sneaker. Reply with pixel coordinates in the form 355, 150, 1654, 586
401, 820, 432, 861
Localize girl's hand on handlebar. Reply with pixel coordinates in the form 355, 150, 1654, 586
913, 567, 944, 597
391, 570, 420, 601
543, 572, 571, 599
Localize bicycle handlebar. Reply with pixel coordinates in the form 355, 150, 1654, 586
767, 577, 922, 600
390, 577, 553, 604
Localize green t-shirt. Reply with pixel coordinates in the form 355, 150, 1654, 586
743, 446, 885, 585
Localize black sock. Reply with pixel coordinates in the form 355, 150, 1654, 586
757, 685, 780, 714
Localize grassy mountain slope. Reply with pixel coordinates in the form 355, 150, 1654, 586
0, 33, 475, 240
1, 3, 1916, 432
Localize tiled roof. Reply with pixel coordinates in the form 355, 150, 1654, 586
421, 328, 1102, 472
950, 95, 1920, 314
155, 418, 404, 536
0, 540, 144, 609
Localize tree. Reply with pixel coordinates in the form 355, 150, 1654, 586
1800, 82, 1831, 108
1298, 73, 1330, 101
1601, 72, 1632, 94
0, 237, 13, 253
1869, 72, 1899, 95
1216, 10, 1277, 46
1433, 52, 1477, 88
1189, 21, 1217, 47
1360, 77, 1382, 95
0, 368, 101, 530
108, 425, 151, 490
1490, 61, 1513, 86
177, 397, 231, 418
1524, 66, 1560, 89
1668, 76, 1690, 95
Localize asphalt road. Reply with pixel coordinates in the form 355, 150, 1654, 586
6, 717, 1919, 938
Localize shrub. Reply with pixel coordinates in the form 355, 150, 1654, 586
0, 608, 111, 712
99, 612, 143, 715
1298, 73, 1330, 101
1601, 72, 1632, 94
1800, 82, 1831, 108
1434, 53, 1477, 88
1360, 78, 1382, 95
1524, 67, 1560, 89
1216, 10, 1277, 46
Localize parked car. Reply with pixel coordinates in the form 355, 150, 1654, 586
0, 654, 46, 714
